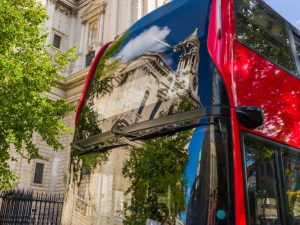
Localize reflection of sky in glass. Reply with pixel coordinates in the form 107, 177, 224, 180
178, 126, 206, 223
264, 0, 300, 30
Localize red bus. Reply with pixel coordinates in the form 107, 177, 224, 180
71, 0, 300, 224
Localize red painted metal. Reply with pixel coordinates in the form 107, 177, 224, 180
208, 0, 300, 223
207, 0, 246, 224
234, 42, 300, 148
75, 42, 112, 126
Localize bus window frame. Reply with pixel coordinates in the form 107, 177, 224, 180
233, 0, 300, 79
241, 132, 300, 225
287, 26, 300, 75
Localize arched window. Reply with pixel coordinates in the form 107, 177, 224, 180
88, 20, 99, 46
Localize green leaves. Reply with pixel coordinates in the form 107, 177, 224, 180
0, 0, 75, 189
123, 131, 192, 224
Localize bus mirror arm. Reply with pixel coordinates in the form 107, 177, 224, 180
236, 106, 264, 129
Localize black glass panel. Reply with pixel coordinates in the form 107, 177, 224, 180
122, 118, 233, 225
236, 0, 298, 76
282, 150, 300, 224
53, 34, 61, 49
182, 119, 233, 225
33, 163, 44, 184
86, 51, 95, 67
243, 136, 282, 225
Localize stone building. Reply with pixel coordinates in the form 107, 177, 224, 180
8, 0, 170, 202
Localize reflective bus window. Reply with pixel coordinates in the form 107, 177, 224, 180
296, 43, 300, 62
282, 150, 300, 224
182, 119, 234, 225
235, 0, 298, 76
293, 33, 300, 64
122, 119, 234, 225
243, 137, 282, 225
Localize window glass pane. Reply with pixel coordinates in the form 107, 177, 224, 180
33, 163, 44, 184
85, 51, 95, 67
263, 0, 300, 30
182, 119, 233, 224
293, 33, 300, 62
236, 0, 298, 76
122, 119, 234, 224
282, 150, 300, 223
296, 44, 300, 62
243, 137, 282, 225
53, 34, 61, 49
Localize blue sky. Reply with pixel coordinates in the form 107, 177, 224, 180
264, 0, 300, 30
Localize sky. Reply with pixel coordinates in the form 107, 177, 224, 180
264, 0, 300, 30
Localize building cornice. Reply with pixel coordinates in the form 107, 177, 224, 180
55, 68, 89, 91
53, 68, 89, 102
81, 2, 106, 23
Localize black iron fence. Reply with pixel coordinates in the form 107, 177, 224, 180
0, 189, 64, 225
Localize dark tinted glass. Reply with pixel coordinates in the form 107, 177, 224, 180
33, 163, 44, 184
122, 119, 234, 225
282, 150, 300, 224
243, 137, 282, 225
183, 119, 233, 225
85, 51, 95, 67
236, 0, 298, 76
53, 34, 61, 49
296, 44, 300, 62
293, 33, 300, 63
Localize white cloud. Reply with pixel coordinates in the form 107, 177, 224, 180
296, 19, 300, 24
115, 25, 171, 63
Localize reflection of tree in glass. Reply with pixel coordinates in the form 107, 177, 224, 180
282, 154, 300, 219
71, 34, 130, 177
245, 139, 275, 191
236, 0, 298, 75
244, 138, 281, 224
123, 130, 192, 224
74, 105, 102, 141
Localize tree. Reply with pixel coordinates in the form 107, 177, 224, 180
0, 0, 76, 189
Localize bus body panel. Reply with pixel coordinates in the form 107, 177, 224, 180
208, 0, 300, 149
75, 42, 112, 126
207, 0, 247, 225
72, 0, 300, 224
72, 1, 237, 224
208, 0, 300, 224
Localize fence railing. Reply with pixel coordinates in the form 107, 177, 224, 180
0, 189, 64, 225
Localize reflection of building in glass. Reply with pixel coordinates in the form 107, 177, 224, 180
185, 123, 217, 225
91, 29, 201, 132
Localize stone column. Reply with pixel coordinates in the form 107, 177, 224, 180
45, 1, 56, 44
110, 0, 119, 39
127, 0, 132, 27
137, 0, 143, 19
78, 23, 86, 70
147, 0, 156, 13
158, 0, 164, 7
98, 13, 105, 44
